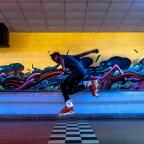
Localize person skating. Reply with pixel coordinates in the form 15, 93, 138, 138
50, 49, 99, 116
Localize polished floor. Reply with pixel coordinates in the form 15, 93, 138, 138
0, 120, 144, 144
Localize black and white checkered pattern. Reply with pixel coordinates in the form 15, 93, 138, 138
48, 122, 100, 144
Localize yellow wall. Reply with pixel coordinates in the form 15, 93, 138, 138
0, 32, 144, 72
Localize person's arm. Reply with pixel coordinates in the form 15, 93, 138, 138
59, 56, 69, 72
74, 48, 99, 59
61, 55, 84, 72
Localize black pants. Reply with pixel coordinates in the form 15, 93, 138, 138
60, 71, 85, 102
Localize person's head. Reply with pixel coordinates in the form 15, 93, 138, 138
50, 52, 61, 64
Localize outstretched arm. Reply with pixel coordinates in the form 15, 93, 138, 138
74, 48, 99, 59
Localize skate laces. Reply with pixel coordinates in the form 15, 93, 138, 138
66, 99, 73, 108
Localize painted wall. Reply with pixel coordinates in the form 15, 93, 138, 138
0, 32, 144, 91
0, 32, 144, 72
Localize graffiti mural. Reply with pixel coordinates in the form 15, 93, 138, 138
0, 49, 144, 91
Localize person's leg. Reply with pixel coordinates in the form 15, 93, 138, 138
60, 77, 70, 102
67, 73, 99, 96
60, 73, 85, 102
67, 74, 85, 95
59, 73, 85, 116
59, 75, 74, 116
83, 79, 99, 96
59, 71, 99, 116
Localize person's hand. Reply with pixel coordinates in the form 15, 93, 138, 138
93, 49, 99, 54
62, 68, 70, 73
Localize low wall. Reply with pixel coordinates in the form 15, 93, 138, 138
0, 91, 144, 118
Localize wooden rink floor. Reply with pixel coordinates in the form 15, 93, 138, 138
0, 120, 144, 144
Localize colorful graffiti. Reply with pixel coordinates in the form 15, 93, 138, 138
0, 51, 144, 91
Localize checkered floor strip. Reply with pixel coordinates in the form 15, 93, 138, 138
48, 122, 100, 144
